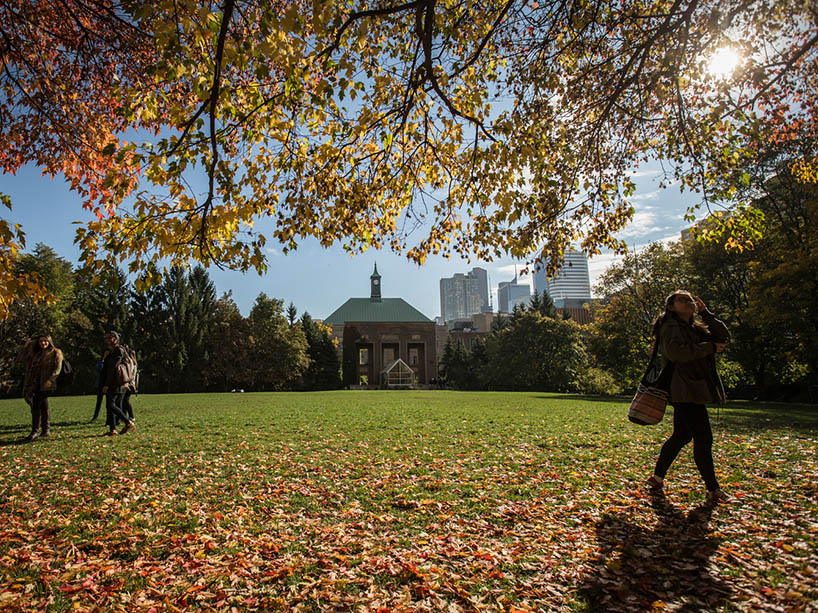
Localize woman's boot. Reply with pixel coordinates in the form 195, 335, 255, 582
39, 403, 51, 437
25, 408, 40, 441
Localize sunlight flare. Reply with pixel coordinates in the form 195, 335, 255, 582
708, 46, 741, 79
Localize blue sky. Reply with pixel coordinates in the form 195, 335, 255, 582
1, 164, 693, 320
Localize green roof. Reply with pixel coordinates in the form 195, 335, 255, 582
324, 298, 432, 324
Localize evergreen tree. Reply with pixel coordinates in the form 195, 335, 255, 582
71, 266, 133, 394
204, 291, 250, 391
286, 302, 298, 327
341, 326, 362, 387
0, 244, 75, 395
439, 337, 471, 389
485, 310, 588, 392
300, 312, 342, 390
529, 290, 557, 318
247, 293, 308, 390
185, 266, 218, 388
468, 337, 489, 390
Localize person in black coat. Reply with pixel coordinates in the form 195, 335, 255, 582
90, 353, 106, 422
645, 290, 731, 504
99, 331, 136, 436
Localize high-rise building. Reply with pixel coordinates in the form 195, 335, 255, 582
533, 251, 592, 308
439, 267, 489, 322
497, 274, 530, 313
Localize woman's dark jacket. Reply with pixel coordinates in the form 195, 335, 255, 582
101, 345, 129, 394
18, 337, 63, 396
659, 309, 730, 405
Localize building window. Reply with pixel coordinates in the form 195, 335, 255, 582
359, 348, 368, 365
409, 347, 419, 366
383, 347, 395, 363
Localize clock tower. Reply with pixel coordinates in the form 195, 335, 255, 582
370, 263, 382, 302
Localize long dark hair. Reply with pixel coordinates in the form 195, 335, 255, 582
651, 291, 708, 350
32, 335, 54, 354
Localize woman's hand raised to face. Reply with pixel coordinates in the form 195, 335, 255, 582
693, 295, 707, 313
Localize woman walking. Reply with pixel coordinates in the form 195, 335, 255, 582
645, 291, 732, 504
100, 331, 136, 436
19, 335, 63, 441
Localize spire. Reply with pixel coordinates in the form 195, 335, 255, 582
370, 262, 382, 302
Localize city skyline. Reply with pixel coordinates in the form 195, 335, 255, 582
2, 163, 693, 319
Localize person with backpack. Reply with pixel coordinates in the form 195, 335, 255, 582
100, 331, 136, 435
645, 290, 731, 504
18, 334, 63, 441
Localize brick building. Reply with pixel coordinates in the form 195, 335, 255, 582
324, 265, 437, 387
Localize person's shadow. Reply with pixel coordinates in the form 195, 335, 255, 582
0, 420, 95, 446
576, 494, 732, 611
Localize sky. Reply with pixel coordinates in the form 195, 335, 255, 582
1, 164, 692, 320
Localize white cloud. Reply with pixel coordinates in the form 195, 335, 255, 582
628, 190, 661, 202
265, 247, 279, 256
628, 169, 661, 178
615, 210, 666, 239
587, 252, 622, 291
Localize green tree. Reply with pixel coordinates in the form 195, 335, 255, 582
70, 266, 134, 394
467, 337, 489, 391
247, 294, 309, 391
184, 266, 218, 388
0, 244, 74, 395
300, 312, 342, 390
128, 266, 216, 392
529, 290, 556, 318
203, 291, 251, 391
742, 170, 818, 397
485, 311, 588, 392
286, 302, 299, 328
438, 337, 472, 390
588, 242, 689, 391
341, 326, 362, 388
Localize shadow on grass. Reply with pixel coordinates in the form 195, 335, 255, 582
576, 496, 732, 611
0, 419, 98, 446
712, 402, 818, 434
535, 394, 630, 405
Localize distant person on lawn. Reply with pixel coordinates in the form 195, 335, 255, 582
645, 291, 732, 504
18, 335, 63, 441
100, 331, 136, 436
90, 352, 107, 422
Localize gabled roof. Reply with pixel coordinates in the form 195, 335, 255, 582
380, 358, 413, 374
324, 298, 432, 325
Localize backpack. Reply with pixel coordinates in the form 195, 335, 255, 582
56, 358, 75, 389
115, 346, 139, 388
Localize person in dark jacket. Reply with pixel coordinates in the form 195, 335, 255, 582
645, 290, 732, 504
90, 353, 106, 422
100, 331, 135, 436
18, 335, 63, 441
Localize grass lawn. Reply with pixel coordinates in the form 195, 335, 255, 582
0, 391, 816, 611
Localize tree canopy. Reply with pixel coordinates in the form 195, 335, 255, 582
1, 0, 816, 315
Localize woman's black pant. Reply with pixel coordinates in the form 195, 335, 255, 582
92, 388, 104, 420
30, 392, 51, 434
121, 391, 134, 420
105, 391, 132, 429
654, 402, 719, 491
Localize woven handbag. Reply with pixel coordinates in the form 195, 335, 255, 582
628, 339, 674, 425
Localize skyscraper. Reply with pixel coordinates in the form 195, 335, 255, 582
439, 267, 489, 322
496, 274, 530, 313
533, 251, 592, 308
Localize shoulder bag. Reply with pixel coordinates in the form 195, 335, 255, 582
628, 338, 674, 425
